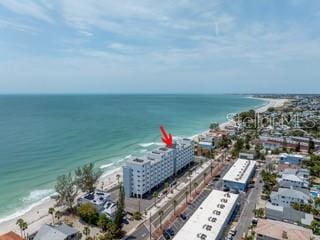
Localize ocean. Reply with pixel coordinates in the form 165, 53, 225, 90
0, 94, 265, 222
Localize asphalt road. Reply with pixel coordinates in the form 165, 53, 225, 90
233, 167, 264, 240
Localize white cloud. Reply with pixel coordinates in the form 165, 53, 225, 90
0, 0, 54, 23
0, 18, 37, 33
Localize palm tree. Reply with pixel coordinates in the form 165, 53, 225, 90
22, 221, 28, 239
83, 226, 90, 238
116, 174, 121, 186
164, 182, 170, 197
48, 207, 55, 224
185, 191, 189, 205
153, 192, 158, 207
158, 210, 164, 229
188, 170, 192, 197
193, 182, 199, 194
210, 157, 214, 176
173, 199, 178, 215
16, 218, 24, 238
203, 172, 207, 184
55, 210, 62, 223
200, 158, 203, 168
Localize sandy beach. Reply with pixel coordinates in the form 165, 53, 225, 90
0, 97, 288, 235
0, 169, 122, 235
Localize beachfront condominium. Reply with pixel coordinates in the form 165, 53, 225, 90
123, 138, 194, 198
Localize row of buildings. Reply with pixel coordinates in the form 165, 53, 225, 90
254, 152, 317, 239
260, 135, 320, 152
123, 138, 194, 198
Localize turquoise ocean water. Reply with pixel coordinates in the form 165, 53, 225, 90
0, 94, 265, 222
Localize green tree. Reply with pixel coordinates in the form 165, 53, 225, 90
311, 220, 320, 235
97, 214, 112, 232
55, 172, 78, 210
21, 221, 28, 239
113, 184, 125, 237
164, 182, 170, 197
158, 210, 164, 229
83, 226, 90, 238
78, 203, 99, 225
193, 182, 199, 194
16, 218, 25, 238
55, 210, 62, 223
232, 138, 244, 158
153, 191, 158, 207
116, 174, 121, 186
219, 136, 231, 149
185, 191, 189, 204
133, 211, 142, 220
209, 122, 219, 130
98, 232, 114, 240
74, 163, 101, 193
203, 172, 207, 184
173, 199, 178, 215
254, 208, 264, 218
48, 207, 55, 224
309, 138, 315, 153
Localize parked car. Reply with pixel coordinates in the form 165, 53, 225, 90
180, 213, 187, 220
166, 228, 175, 237
223, 186, 230, 192
163, 231, 171, 240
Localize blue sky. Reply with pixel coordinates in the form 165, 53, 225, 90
0, 0, 320, 94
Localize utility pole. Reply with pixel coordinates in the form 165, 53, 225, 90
149, 211, 152, 240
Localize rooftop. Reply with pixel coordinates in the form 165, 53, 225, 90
280, 153, 304, 158
265, 202, 313, 226
222, 158, 256, 184
173, 190, 239, 240
255, 218, 312, 240
78, 191, 111, 206
34, 224, 79, 240
271, 187, 310, 199
0, 232, 23, 240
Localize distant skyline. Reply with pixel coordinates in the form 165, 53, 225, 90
0, 0, 320, 94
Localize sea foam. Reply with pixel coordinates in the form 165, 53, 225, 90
0, 189, 54, 224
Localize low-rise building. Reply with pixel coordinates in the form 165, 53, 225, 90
281, 168, 310, 180
270, 187, 310, 207
78, 191, 111, 211
33, 224, 80, 240
123, 138, 194, 198
173, 190, 239, 240
278, 168, 309, 189
195, 132, 223, 156
255, 218, 313, 240
239, 151, 257, 160
279, 153, 304, 165
278, 174, 309, 189
77, 191, 116, 218
265, 202, 313, 226
222, 158, 256, 192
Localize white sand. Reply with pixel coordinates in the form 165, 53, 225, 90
0, 96, 288, 235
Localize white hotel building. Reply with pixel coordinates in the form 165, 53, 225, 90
173, 190, 239, 240
123, 138, 194, 198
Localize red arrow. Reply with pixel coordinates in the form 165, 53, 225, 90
160, 125, 173, 147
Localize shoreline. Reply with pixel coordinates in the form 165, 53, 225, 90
0, 97, 287, 235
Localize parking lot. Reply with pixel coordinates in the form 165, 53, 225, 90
158, 185, 214, 240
